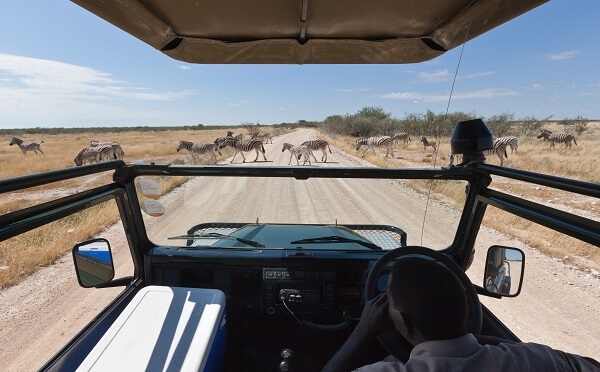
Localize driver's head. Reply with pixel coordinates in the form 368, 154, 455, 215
387, 256, 469, 343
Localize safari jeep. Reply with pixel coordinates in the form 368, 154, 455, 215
2, 0, 599, 371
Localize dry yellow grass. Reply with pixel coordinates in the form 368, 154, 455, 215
321, 127, 599, 271
0, 128, 245, 287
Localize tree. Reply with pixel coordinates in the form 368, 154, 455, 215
356, 106, 391, 120
561, 116, 588, 135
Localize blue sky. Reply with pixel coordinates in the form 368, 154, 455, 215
0, 0, 599, 129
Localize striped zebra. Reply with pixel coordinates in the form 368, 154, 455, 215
177, 140, 222, 163
90, 140, 125, 159
494, 136, 518, 154
487, 139, 509, 166
537, 129, 577, 149
252, 132, 273, 144
355, 136, 395, 158
74, 145, 115, 166
9, 137, 44, 155
282, 143, 311, 165
392, 133, 411, 145
226, 131, 243, 141
419, 136, 437, 152
300, 140, 332, 162
218, 138, 267, 163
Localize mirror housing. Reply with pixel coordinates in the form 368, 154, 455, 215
72, 238, 115, 288
483, 246, 525, 297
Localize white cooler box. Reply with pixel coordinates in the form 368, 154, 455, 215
77, 286, 226, 372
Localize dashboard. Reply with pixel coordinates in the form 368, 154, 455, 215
147, 252, 376, 322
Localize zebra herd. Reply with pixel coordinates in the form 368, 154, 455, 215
176, 132, 333, 166
74, 141, 125, 166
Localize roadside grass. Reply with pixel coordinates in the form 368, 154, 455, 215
321, 127, 600, 271
0, 127, 248, 287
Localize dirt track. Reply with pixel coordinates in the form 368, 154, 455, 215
1, 128, 599, 370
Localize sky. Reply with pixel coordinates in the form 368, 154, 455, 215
0, 0, 599, 129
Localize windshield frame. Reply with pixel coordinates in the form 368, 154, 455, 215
117, 163, 490, 261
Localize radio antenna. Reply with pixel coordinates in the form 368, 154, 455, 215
420, 22, 471, 246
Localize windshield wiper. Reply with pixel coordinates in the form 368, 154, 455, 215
290, 235, 381, 250
168, 233, 265, 248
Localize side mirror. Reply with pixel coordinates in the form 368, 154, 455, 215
72, 238, 115, 288
484, 246, 525, 297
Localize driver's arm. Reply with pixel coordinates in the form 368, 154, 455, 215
322, 293, 393, 372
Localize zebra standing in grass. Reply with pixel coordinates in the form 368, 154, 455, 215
300, 140, 332, 162
226, 131, 243, 142
218, 138, 267, 163
419, 136, 437, 152
487, 139, 509, 166
9, 137, 44, 155
74, 145, 115, 166
177, 140, 222, 163
392, 133, 411, 145
537, 129, 577, 149
252, 132, 273, 144
90, 140, 125, 160
282, 143, 311, 165
494, 136, 518, 154
355, 136, 395, 158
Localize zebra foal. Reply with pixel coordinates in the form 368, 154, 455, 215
177, 140, 221, 163
419, 136, 437, 152
9, 137, 44, 155
300, 140, 332, 162
282, 143, 311, 165
252, 132, 273, 144
355, 136, 395, 158
537, 129, 577, 149
218, 138, 267, 163
392, 133, 411, 145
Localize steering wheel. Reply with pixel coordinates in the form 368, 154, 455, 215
364, 246, 482, 361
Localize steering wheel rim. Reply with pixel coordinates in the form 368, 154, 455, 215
364, 246, 482, 361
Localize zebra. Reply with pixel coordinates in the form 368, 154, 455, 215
226, 131, 243, 141
218, 138, 267, 163
74, 145, 115, 166
300, 140, 332, 162
487, 139, 509, 166
392, 133, 411, 145
252, 132, 273, 144
537, 129, 577, 149
355, 136, 395, 158
494, 136, 518, 154
420, 136, 437, 152
9, 137, 44, 155
90, 140, 125, 160
282, 143, 311, 165
177, 140, 222, 163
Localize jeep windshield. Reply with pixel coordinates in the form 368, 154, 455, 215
138, 168, 469, 251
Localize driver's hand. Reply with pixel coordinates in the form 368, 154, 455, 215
355, 292, 394, 339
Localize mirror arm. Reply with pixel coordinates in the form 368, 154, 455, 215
95, 276, 134, 288
473, 284, 503, 299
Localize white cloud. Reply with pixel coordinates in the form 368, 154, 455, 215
178, 65, 191, 70
545, 50, 581, 60
334, 87, 371, 93
419, 69, 450, 82
0, 53, 193, 127
379, 88, 519, 102
461, 71, 496, 79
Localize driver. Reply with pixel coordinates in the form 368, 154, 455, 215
323, 256, 600, 371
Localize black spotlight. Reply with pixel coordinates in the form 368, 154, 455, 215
450, 118, 493, 166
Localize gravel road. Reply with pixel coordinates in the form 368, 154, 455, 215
1, 128, 598, 371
